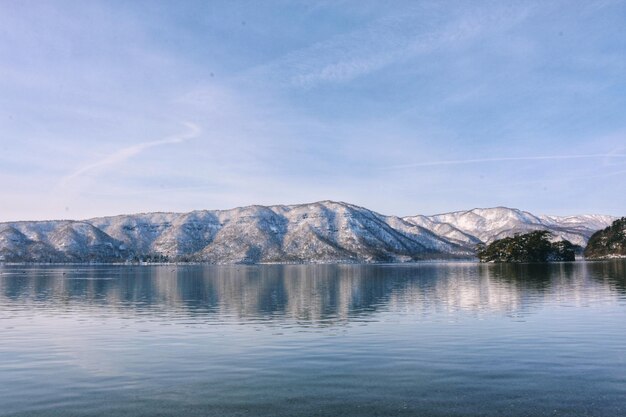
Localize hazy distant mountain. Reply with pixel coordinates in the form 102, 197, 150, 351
0, 202, 616, 263
406, 207, 616, 248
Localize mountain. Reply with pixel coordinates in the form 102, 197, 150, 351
405, 207, 615, 248
584, 217, 626, 259
88, 201, 468, 263
0, 202, 616, 263
0, 221, 128, 262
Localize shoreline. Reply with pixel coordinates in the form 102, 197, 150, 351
2, 258, 625, 267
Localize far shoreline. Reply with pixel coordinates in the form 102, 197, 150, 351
2, 258, 625, 268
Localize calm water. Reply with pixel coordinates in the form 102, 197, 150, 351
0, 262, 625, 417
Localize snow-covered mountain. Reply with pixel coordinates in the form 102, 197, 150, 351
0, 202, 616, 263
405, 207, 616, 248
0, 221, 129, 262
88, 201, 467, 263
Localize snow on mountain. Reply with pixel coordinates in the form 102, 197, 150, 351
407, 207, 617, 248
538, 214, 617, 231
0, 202, 617, 263
0, 221, 128, 262
91, 201, 470, 263
402, 215, 482, 247
0, 226, 61, 262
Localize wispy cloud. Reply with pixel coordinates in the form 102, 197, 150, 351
383, 153, 626, 170
2, 1, 625, 220
59, 122, 201, 186
247, 3, 533, 88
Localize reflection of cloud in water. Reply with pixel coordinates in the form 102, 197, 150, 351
1, 262, 625, 325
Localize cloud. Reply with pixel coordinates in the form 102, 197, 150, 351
383, 153, 626, 170
59, 122, 201, 186
246, 3, 533, 88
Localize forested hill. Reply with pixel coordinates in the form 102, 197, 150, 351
584, 218, 626, 259
477, 231, 576, 263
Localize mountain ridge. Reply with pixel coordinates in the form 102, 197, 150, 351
0, 201, 617, 263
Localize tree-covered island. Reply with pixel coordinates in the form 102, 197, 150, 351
477, 230, 577, 263
584, 217, 626, 259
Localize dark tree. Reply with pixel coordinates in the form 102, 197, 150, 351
584, 217, 626, 259
477, 230, 576, 263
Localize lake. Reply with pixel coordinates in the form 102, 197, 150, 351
0, 262, 625, 416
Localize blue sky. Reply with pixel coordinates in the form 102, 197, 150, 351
1, 0, 625, 221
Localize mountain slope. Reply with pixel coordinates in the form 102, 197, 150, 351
0, 202, 617, 263
584, 217, 626, 259
91, 201, 470, 263
406, 207, 615, 248
0, 221, 128, 262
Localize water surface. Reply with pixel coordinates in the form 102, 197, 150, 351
1, 262, 625, 416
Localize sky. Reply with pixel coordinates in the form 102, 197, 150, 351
1, 0, 625, 221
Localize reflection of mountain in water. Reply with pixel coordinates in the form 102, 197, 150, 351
1, 262, 624, 325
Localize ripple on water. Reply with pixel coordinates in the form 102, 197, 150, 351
0, 262, 625, 417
